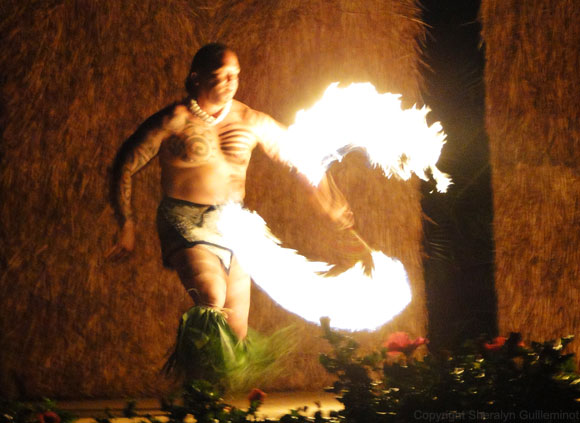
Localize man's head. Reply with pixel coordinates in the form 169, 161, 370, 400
185, 43, 240, 106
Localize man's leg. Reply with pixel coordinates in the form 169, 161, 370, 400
169, 245, 250, 339
224, 256, 251, 339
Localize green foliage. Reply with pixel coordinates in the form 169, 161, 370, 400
0, 398, 74, 423
160, 381, 338, 423
4, 324, 579, 423
319, 318, 580, 422
161, 380, 254, 423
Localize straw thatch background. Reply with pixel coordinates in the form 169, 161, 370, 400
0, 0, 427, 398
481, 1, 580, 356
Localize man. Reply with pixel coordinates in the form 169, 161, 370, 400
108, 43, 357, 342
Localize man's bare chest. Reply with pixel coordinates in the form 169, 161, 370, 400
162, 120, 257, 166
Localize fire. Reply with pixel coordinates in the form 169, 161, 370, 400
216, 84, 448, 330
280, 82, 451, 192
218, 204, 412, 331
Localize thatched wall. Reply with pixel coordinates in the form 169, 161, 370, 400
0, 0, 427, 398
481, 1, 580, 354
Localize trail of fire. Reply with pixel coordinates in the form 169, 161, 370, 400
280, 82, 451, 192
218, 204, 412, 331
218, 83, 448, 330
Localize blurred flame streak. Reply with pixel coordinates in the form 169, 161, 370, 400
218, 204, 412, 331
280, 82, 451, 192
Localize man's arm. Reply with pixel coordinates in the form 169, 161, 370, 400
107, 108, 171, 259
253, 110, 354, 229
309, 172, 354, 230
253, 109, 374, 272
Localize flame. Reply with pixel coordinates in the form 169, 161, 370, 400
280, 82, 451, 192
213, 84, 449, 330
218, 204, 412, 331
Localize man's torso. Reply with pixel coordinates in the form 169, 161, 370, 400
158, 100, 278, 205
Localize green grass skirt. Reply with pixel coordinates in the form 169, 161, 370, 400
164, 306, 295, 391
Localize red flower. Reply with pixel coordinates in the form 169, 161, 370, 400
484, 336, 507, 351
384, 332, 428, 356
37, 412, 61, 423
248, 388, 267, 403
484, 336, 526, 351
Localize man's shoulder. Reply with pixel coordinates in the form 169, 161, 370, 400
144, 100, 189, 129
230, 99, 271, 123
164, 100, 189, 120
230, 99, 253, 116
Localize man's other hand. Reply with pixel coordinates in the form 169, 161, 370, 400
314, 173, 355, 230
324, 229, 374, 276
326, 202, 355, 231
106, 220, 136, 261
323, 250, 374, 277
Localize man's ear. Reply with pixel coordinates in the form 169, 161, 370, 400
190, 72, 199, 85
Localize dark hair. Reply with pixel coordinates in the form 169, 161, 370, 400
185, 43, 231, 96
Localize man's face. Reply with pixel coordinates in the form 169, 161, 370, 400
199, 50, 240, 106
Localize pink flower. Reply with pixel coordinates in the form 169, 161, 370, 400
37, 412, 61, 423
484, 336, 507, 351
384, 332, 428, 356
248, 388, 267, 403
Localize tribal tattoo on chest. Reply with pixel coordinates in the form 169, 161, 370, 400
166, 122, 217, 163
166, 120, 256, 165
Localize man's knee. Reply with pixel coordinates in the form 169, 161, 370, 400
185, 280, 226, 308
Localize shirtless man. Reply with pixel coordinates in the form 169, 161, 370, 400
107, 43, 355, 340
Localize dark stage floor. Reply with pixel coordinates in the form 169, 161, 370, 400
59, 391, 342, 421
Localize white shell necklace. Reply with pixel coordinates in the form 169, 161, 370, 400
188, 98, 231, 126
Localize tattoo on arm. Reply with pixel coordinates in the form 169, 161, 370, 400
111, 115, 166, 224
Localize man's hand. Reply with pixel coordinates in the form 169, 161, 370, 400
324, 200, 355, 231
324, 229, 374, 276
312, 173, 355, 230
106, 220, 136, 261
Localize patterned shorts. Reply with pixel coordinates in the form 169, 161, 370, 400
156, 197, 234, 271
